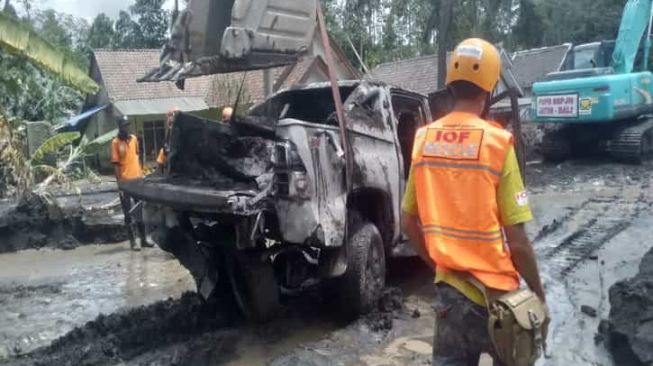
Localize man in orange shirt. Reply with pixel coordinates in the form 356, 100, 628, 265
112, 116, 152, 251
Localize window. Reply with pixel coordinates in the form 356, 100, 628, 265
574, 47, 599, 70
142, 120, 166, 164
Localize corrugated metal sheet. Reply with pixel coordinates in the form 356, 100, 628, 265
58, 104, 109, 132
113, 97, 209, 116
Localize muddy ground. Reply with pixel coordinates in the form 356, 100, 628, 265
0, 160, 652, 366
0, 179, 126, 253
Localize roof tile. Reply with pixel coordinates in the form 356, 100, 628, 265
93, 49, 321, 109
369, 55, 439, 95
511, 44, 572, 88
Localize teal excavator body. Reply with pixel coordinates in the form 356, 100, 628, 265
531, 0, 653, 162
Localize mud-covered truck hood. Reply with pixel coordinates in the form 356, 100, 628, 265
141, 0, 318, 81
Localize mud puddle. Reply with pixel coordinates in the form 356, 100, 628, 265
0, 255, 435, 366
0, 243, 194, 358
527, 163, 653, 366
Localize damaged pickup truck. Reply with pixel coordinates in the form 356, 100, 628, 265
120, 81, 432, 321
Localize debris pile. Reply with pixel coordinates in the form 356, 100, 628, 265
363, 287, 405, 332
604, 246, 653, 365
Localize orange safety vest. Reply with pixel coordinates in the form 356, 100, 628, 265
412, 111, 519, 291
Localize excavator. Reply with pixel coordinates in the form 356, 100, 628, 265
532, 0, 653, 163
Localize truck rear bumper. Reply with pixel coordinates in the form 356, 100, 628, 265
119, 177, 259, 214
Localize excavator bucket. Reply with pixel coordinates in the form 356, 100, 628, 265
141, 0, 318, 82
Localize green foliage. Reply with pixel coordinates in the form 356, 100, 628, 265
0, 112, 31, 197
532, 0, 628, 47
324, 0, 634, 71
129, 0, 168, 48
87, 13, 114, 50
31, 131, 80, 164
81, 129, 117, 156
0, 10, 91, 122
112, 10, 139, 48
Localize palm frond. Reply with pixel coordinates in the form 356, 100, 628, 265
0, 12, 99, 94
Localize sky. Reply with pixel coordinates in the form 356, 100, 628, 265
37, 0, 177, 21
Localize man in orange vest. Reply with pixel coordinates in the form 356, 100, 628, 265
401, 38, 548, 365
112, 116, 152, 251
157, 108, 180, 172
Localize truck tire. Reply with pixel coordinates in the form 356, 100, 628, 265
335, 220, 386, 319
227, 252, 281, 323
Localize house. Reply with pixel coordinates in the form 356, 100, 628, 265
511, 44, 572, 96
369, 44, 572, 98
369, 55, 440, 96
80, 34, 360, 171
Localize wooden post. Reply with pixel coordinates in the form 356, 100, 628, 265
510, 92, 526, 176
437, 0, 454, 89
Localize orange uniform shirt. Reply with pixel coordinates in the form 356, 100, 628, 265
111, 135, 143, 181
156, 148, 166, 165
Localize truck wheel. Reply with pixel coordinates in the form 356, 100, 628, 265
226, 252, 281, 323
335, 220, 386, 319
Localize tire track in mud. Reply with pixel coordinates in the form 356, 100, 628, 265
534, 183, 650, 278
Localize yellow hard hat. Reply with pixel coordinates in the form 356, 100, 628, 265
446, 38, 501, 93
222, 107, 234, 121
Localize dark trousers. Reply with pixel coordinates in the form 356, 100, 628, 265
432, 283, 505, 366
119, 191, 147, 245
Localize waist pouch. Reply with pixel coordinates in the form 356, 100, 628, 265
487, 289, 546, 366
458, 272, 546, 366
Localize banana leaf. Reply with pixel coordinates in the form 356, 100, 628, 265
31, 131, 80, 164
0, 12, 99, 94
81, 128, 117, 155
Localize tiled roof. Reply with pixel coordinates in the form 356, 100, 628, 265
204, 57, 319, 107
511, 44, 572, 88
93, 49, 212, 102
369, 44, 571, 95
369, 55, 439, 95
93, 49, 323, 109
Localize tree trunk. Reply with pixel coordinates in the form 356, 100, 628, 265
437, 0, 455, 89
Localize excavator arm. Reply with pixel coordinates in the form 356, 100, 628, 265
611, 0, 653, 74
141, 0, 319, 82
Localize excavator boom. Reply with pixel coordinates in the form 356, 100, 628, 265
611, 0, 653, 74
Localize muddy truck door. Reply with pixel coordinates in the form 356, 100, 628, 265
141, 0, 318, 81
343, 83, 403, 253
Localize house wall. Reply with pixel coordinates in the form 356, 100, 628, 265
303, 68, 329, 84
89, 108, 212, 172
